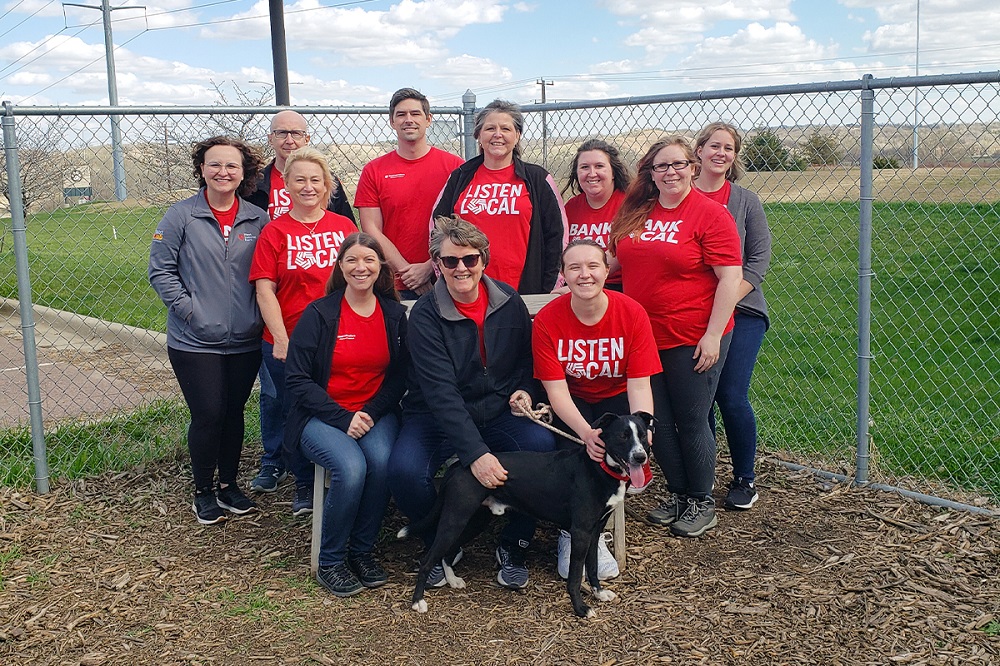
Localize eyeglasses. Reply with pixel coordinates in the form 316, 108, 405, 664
438, 254, 482, 269
204, 162, 243, 173
651, 160, 692, 173
270, 129, 308, 140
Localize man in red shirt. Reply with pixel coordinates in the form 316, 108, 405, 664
248, 110, 354, 223
355, 88, 464, 299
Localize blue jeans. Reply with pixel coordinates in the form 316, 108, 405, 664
388, 410, 556, 548
649, 333, 732, 499
712, 313, 767, 481
300, 414, 399, 567
259, 341, 313, 486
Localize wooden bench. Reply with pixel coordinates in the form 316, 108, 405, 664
310, 294, 627, 574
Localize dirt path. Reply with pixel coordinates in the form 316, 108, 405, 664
1, 452, 997, 665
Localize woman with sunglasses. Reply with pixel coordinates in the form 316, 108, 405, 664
282, 232, 408, 598
388, 215, 555, 591
149, 136, 267, 525
693, 122, 772, 512
609, 136, 743, 538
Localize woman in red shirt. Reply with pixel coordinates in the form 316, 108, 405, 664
610, 136, 743, 538
283, 233, 409, 598
559, 140, 632, 292
533, 238, 661, 579
249, 147, 358, 514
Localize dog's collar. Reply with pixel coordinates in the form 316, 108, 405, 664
600, 459, 629, 482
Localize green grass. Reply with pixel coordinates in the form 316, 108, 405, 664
1, 203, 168, 330
1, 201, 998, 501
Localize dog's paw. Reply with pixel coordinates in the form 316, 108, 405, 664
594, 588, 616, 602
396, 526, 410, 539
585, 607, 596, 619
443, 563, 466, 589
412, 599, 428, 613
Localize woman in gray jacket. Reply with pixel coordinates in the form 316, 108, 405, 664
693, 122, 773, 512
149, 136, 268, 525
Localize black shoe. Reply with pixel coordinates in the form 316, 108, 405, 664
216, 484, 258, 515
725, 477, 759, 510
250, 464, 287, 493
495, 542, 529, 590
292, 485, 313, 517
192, 488, 227, 525
348, 553, 389, 588
317, 562, 364, 597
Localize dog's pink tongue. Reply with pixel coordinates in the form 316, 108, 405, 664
629, 461, 653, 492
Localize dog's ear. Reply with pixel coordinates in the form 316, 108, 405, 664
632, 411, 655, 433
591, 412, 618, 430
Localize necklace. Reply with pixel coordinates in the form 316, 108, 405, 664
293, 213, 322, 235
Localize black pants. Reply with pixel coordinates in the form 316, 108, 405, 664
168, 347, 262, 490
551, 392, 631, 451
649, 333, 732, 499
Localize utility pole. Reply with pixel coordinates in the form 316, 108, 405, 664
64, 0, 142, 201
268, 0, 290, 105
163, 122, 171, 191
537, 78, 553, 167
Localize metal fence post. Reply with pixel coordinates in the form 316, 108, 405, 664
855, 75, 875, 486
2, 102, 50, 494
462, 90, 477, 160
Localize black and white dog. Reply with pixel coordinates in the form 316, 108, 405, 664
398, 411, 653, 618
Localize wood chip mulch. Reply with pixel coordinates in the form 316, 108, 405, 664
1, 454, 998, 665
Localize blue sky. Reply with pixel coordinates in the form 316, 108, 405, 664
1, 0, 998, 108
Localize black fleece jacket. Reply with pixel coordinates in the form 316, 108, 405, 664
283, 289, 408, 469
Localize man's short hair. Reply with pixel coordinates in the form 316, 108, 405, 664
389, 88, 430, 118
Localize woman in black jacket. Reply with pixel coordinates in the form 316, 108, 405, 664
283, 232, 408, 598
432, 99, 567, 294
388, 215, 554, 592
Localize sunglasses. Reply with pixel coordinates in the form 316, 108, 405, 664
438, 253, 481, 269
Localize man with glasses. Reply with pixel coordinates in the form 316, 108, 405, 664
248, 110, 355, 499
248, 110, 354, 223
355, 88, 463, 299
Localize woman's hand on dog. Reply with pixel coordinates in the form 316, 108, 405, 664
471, 453, 508, 488
582, 429, 606, 463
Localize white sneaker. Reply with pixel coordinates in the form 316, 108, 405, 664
557, 530, 620, 580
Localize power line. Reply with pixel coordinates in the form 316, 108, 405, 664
144, 0, 380, 31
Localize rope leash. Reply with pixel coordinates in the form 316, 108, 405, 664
512, 402, 585, 446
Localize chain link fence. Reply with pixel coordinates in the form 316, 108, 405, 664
2, 73, 998, 508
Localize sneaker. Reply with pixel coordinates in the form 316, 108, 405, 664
670, 496, 718, 537
725, 477, 759, 510
647, 493, 683, 526
215, 484, 258, 515
316, 562, 364, 597
495, 542, 529, 590
250, 464, 287, 493
557, 531, 619, 580
348, 552, 388, 588
292, 485, 313, 517
425, 548, 464, 588
192, 488, 227, 525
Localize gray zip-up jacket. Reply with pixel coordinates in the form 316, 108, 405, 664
727, 183, 772, 329
148, 189, 268, 353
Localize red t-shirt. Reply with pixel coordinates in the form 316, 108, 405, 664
354, 148, 464, 290
452, 164, 533, 289
268, 168, 293, 220
533, 290, 662, 402
697, 180, 732, 206
207, 192, 238, 241
248, 211, 358, 343
452, 284, 489, 365
616, 189, 743, 349
564, 189, 625, 285
326, 298, 389, 413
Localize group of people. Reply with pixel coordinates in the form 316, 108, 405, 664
148, 88, 772, 598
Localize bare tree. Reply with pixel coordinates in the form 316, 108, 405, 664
1, 118, 72, 214
204, 80, 273, 145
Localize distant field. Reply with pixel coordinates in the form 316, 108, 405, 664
1, 196, 998, 499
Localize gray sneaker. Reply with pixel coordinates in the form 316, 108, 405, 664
670, 496, 718, 537
250, 464, 287, 493
647, 493, 683, 526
